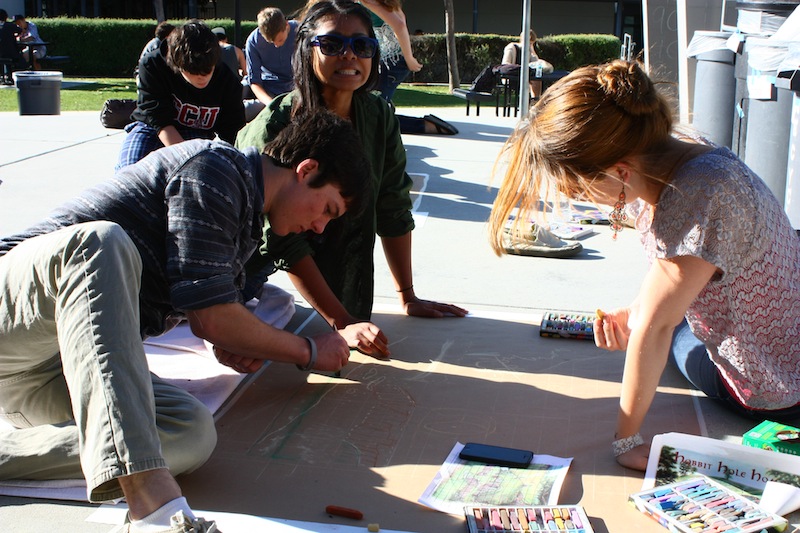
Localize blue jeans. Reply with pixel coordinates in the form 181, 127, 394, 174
0, 223, 216, 501
377, 56, 430, 134
378, 56, 411, 103
670, 320, 800, 421
116, 122, 214, 171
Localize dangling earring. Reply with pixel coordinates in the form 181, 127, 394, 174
609, 188, 627, 240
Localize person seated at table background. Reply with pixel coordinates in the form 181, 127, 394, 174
117, 19, 245, 170
243, 7, 297, 121
212, 26, 247, 81
501, 29, 552, 99
237, 0, 467, 358
0, 9, 22, 85
13, 14, 45, 70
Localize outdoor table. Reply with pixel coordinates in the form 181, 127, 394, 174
16, 41, 50, 70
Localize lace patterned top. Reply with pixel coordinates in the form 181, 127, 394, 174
630, 147, 800, 410
369, 12, 402, 66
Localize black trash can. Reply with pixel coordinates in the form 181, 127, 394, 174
689, 31, 736, 148
12, 71, 62, 115
731, 0, 798, 155
732, 38, 749, 157
740, 38, 793, 205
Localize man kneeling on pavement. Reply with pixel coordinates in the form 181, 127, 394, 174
0, 110, 372, 533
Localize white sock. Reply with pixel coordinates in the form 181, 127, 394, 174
130, 497, 196, 532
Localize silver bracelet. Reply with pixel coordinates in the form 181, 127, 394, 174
612, 433, 644, 457
296, 336, 317, 371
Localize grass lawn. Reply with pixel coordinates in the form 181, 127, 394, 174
0, 78, 464, 112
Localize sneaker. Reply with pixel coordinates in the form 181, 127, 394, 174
118, 511, 220, 533
503, 224, 583, 258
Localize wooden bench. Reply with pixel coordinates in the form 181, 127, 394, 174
452, 88, 499, 116
40, 55, 71, 68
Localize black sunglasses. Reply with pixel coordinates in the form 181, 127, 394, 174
311, 34, 379, 59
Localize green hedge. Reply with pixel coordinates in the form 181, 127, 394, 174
33, 18, 620, 82
408, 33, 621, 83
35, 18, 257, 77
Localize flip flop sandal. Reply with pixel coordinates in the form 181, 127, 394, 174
423, 114, 458, 135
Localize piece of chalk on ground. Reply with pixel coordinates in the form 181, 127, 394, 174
325, 505, 364, 520
368, 524, 380, 532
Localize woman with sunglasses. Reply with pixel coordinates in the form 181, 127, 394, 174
489, 59, 800, 471
237, 0, 467, 358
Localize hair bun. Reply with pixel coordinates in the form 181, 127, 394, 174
596, 60, 659, 116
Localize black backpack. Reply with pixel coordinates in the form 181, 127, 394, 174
469, 64, 497, 93
99, 98, 137, 129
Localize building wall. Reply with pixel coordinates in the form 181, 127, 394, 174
6, 0, 25, 17
218, 0, 619, 39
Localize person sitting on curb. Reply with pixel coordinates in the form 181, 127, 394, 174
0, 110, 372, 533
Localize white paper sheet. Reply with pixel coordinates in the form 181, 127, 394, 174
418, 441, 572, 515
88, 503, 419, 533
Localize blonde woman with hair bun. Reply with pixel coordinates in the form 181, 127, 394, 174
490, 59, 800, 471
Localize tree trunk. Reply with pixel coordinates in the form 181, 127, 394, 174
443, 0, 460, 91
153, 0, 165, 22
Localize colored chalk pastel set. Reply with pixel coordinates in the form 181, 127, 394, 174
539, 312, 595, 341
629, 476, 788, 533
464, 505, 594, 532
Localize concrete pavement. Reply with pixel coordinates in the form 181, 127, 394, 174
0, 106, 751, 532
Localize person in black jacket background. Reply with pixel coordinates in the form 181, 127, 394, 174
117, 19, 245, 170
0, 9, 22, 85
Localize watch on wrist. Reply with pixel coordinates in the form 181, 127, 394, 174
296, 336, 317, 371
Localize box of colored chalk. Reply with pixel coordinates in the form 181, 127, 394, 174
539, 311, 595, 341
629, 476, 788, 533
463, 505, 594, 533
